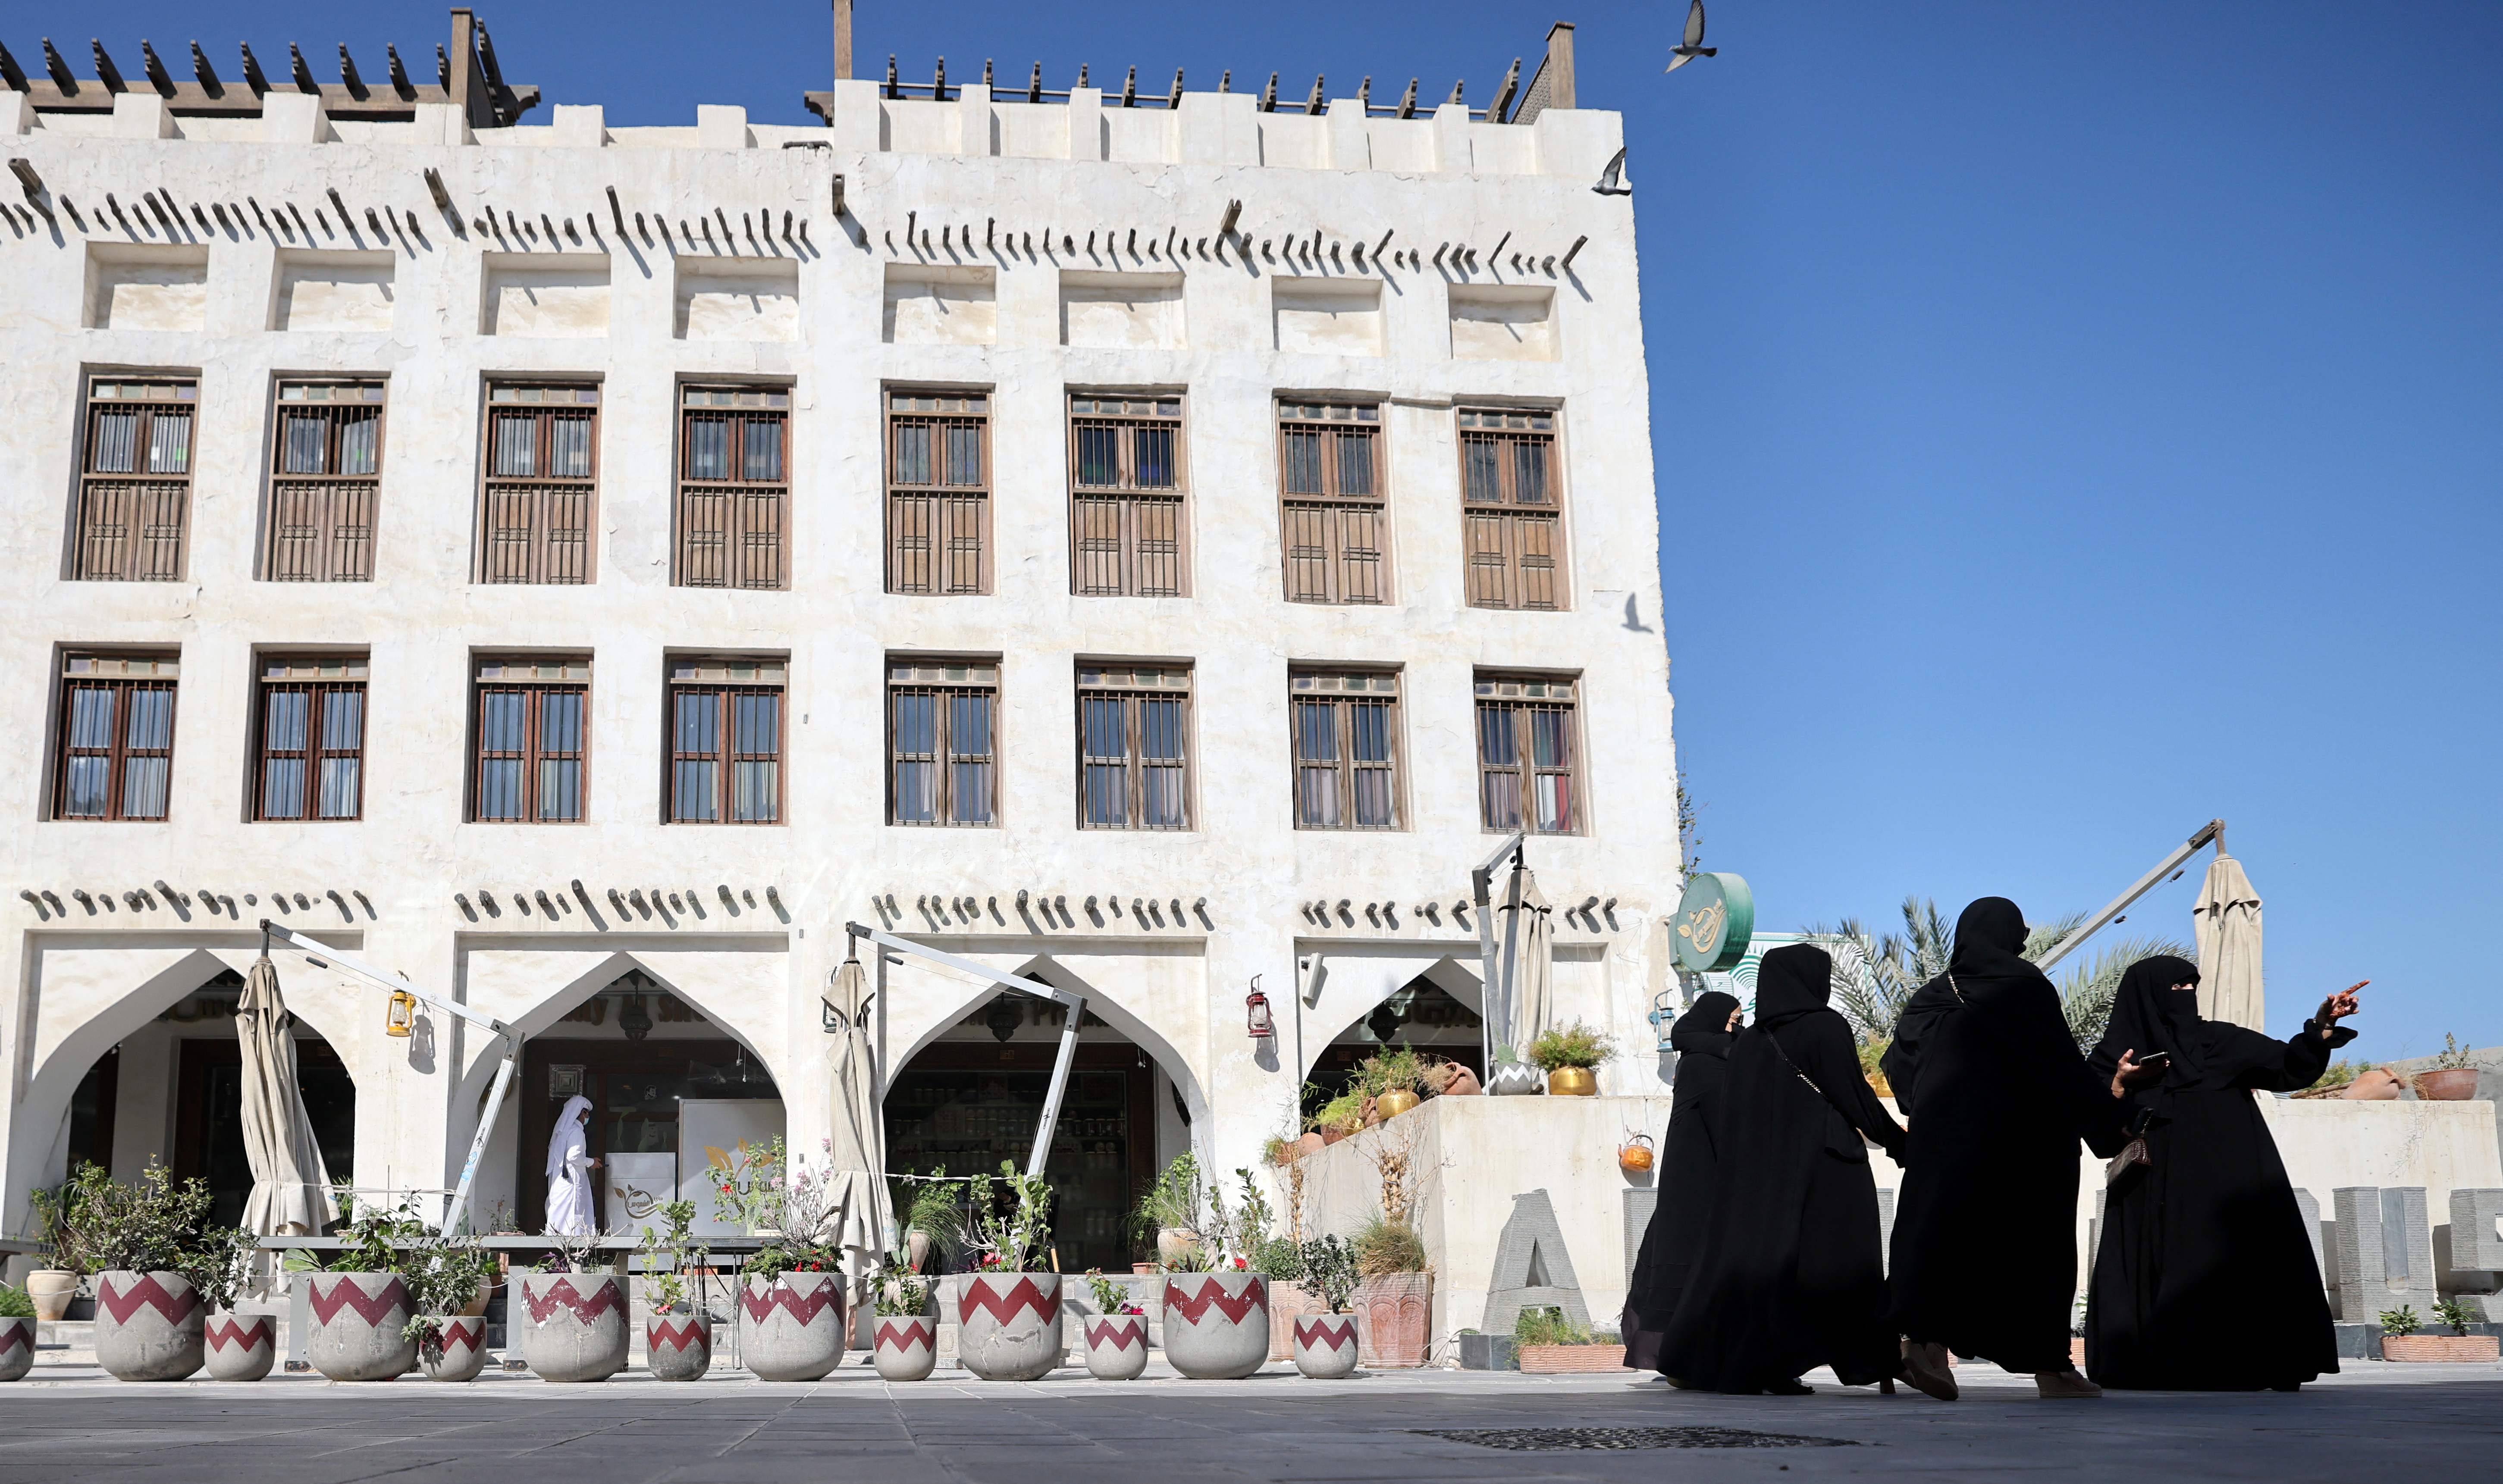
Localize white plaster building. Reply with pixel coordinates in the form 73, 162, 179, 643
0, 11, 1678, 1262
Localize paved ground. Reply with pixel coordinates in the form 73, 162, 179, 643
2, 1357, 2497, 1483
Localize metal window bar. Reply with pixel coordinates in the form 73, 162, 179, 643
1458, 409, 1561, 611
55, 671, 178, 821
1475, 686, 1578, 835
1278, 404, 1385, 604
887, 394, 990, 595
255, 678, 366, 821
473, 679, 587, 822
1068, 397, 1187, 597
76, 379, 195, 582
265, 384, 385, 582
479, 389, 596, 585
677, 399, 788, 591
1290, 673, 1400, 830
670, 683, 782, 823
888, 672, 998, 827
1076, 670, 1190, 830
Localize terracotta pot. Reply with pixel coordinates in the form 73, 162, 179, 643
957, 1273, 1062, 1381
1486, 1061, 1542, 1097
1161, 1272, 1268, 1379
1267, 1279, 1320, 1361
1319, 1127, 1349, 1146
0, 1316, 33, 1383
420, 1316, 492, 1382
204, 1310, 275, 1382
2415, 1068, 2481, 1101
1294, 1132, 1327, 1158
2342, 1068, 2405, 1100
873, 1315, 937, 1381
1355, 1272, 1432, 1367
2383, 1334, 2500, 1362
1375, 1090, 1422, 1118
740, 1272, 847, 1382
1082, 1313, 1149, 1380
1439, 1065, 1483, 1097
646, 1311, 712, 1381
94, 1271, 204, 1381
1360, 1096, 1383, 1128
304, 1272, 415, 1381
1155, 1227, 1203, 1268
1546, 1067, 1598, 1097
906, 1229, 933, 1272
457, 1280, 494, 1319
1293, 1313, 1361, 1379
1519, 1343, 1628, 1373
24, 1270, 76, 1323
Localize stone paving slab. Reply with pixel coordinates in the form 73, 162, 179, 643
2, 1359, 2498, 1483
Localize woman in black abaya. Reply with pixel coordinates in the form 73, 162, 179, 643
2085, 956, 2361, 1390
1657, 947, 1906, 1394
1622, 991, 1741, 1371
1883, 898, 2152, 1400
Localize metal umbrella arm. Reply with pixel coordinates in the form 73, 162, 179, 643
2033, 819, 2224, 973
1471, 830, 1526, 1068
257, 919, 521, 1235
844, 922, 1086, 1180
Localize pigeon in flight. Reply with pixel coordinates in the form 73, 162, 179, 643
1666, 0, 1718, 73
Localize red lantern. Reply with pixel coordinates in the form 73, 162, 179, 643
1246, 980, 1274, 1040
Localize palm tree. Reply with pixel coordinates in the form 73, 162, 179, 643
1808, 899, 2190, 1054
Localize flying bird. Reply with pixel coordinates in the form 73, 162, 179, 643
1666, 0, 1718, 73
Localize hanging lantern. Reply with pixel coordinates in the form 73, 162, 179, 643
1245, 977, 1274, 1040
1648, 987, 1682, 1053
618, 992, 653, 1042
385, 988, 417, 1038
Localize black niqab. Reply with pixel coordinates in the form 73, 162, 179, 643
1671, 991, 1741, 1055
1622, 991, 1743, 1367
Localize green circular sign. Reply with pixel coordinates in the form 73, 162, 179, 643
1672, 872, 1755, 974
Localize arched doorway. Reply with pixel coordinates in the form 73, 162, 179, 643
514, 968, 779, 1233
1301, 970, 1484, 1122
884, 971, 1183, 1275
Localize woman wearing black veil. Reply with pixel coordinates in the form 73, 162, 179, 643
1621, 990, 1741, 1371
1883, 898, 2156, 1400
2085, 956, 2361, 1390
1656, 947, 1907, 1393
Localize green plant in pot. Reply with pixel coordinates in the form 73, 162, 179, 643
50, 1161, 240, 1381
891, 1168, 967, 1273
871, 1252, 938, 1381
958, 1161, 1063, 1382
286, 1200, 431, 1383
1486, 1041, 1542, 1097
1358, 1048, 1430, 1118
1130, 1152, 1205, 1268
637, 1199, 713, 1383
1290, 1234, 1363, 1378
399, 1232, 497, 1383
0, 1281, 33, 1384
1529, 1022, 1614, 1096
1308, 1091, 1366, 1142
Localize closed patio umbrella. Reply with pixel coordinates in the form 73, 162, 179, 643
819, 955, 890, 1269
2192, 850, 2265, 1031
1493, 865, 1555, 1060
237, 954, 332, 1237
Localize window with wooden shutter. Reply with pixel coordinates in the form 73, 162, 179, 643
53, 653, 179, 820
479, 383, 598, 584
1474, 674, 1581, 835
1457, 407, 1565, 611
888, 660, 999, 827
264, 380, 385, 582
471, 657, 590, 822
677, 385, 790, 590
887, 391, 991, 595
1068, 395, 1188, 598
1278, 401, 1387, 604
1076, 665, 1191, 830
253, 656, 367, 821
74, 376, 195, 582
1289, 670, 1401, 830
668, 658, 785, 823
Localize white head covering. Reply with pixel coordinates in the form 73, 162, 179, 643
546, 1095, 593, 1181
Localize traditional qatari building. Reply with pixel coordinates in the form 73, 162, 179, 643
0, 9, 1685, 1326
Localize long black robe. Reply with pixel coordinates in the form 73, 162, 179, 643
1622, 992, 1740, 1371
1658, 948, 1906, 1391
2084, 955, 2351, 1390
1885, 898, 2128, 1374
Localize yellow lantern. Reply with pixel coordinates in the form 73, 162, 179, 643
385, 988, 417, 1037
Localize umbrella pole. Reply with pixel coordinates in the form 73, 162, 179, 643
1471, 830, 1525, 1069
1029, 996, 1084, 1182
442, 1037, 520, 1235
2035, 819, 2224, 972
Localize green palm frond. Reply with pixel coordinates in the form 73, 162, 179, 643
2023, 911, 2089, 962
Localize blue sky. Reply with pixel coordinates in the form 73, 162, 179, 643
22, 2, 2500, 1056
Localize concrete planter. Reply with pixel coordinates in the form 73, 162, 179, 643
1355, 1272, 1433, 1368
873, 1315, 937, 1381
419, 1316, 491, 1382
1267, 1279, 1321, 1360
739, 1272, 847, 1382
2383, 1334, 2500, 1362
0, 1315, 32, 1382
94, 1271, 204, 1381
305, 1272, 416, 1381
1486, 1061, 1542, 1096
516, 1273, 629, 1383
1082, 1314, 1149, 1380
957, 1273, 1063, 1381
203, 1310, 275, 1382
1519, 1343, 1629, 1373
646, 1311, 712, 1381
1293, 1313, 1361, 1379
24, 1270, 77, 1323
1160, 1273, 1268, 1379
